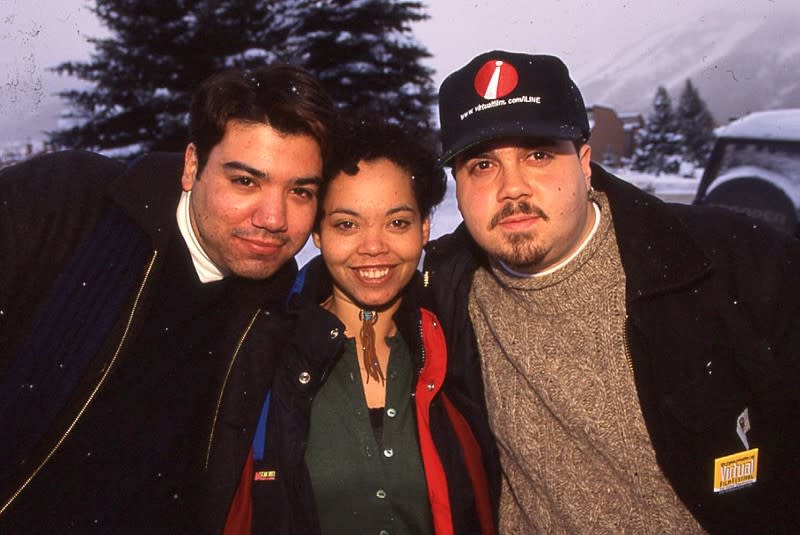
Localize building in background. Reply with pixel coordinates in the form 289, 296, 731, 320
587, 105, 643, 165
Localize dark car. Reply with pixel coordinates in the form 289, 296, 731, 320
694, 109, 800, 236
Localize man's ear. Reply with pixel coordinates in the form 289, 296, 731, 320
422, 216, 431, 246
579, 143, 592, 188
181, 143, 198, 192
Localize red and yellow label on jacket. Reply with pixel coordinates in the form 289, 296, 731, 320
713, 448, 758, 493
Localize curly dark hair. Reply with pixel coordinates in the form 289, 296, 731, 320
319, 115, 447, 226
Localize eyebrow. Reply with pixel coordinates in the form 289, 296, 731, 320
386, 205, 416, 216
458, 138, 564, 162
222, 161, 321, 185
326, 205, 417, 217
327, 207, 358, 217
294, 176, 322, 187
223, 161, 266, 178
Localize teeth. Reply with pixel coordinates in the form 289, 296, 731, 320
358, 267, 390, 279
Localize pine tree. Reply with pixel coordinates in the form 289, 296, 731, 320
631, 86, 683, 175
676, 79, 715, 168
50, 0, 283, 155
276, 0, 436, 133
49, 0, 437, 157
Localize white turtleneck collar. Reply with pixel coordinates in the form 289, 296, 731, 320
176, 190, 226, 283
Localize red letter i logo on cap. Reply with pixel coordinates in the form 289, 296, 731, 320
474, 60, 518, 100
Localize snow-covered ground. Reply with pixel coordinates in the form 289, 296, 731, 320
295, 167, 701, 267
617, 168, 701, 203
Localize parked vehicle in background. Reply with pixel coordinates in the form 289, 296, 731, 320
694, 109, 800, 237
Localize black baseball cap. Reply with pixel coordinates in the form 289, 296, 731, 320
438, 51, 590, 167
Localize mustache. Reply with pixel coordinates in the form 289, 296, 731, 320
489, 201, 548, 230
233, 229, 290, 243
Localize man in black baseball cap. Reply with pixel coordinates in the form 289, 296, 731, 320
423, 50, 800, 533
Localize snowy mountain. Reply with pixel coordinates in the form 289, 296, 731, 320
575, 7, 800, 123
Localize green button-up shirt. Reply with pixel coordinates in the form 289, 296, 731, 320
305, 336, 433, 535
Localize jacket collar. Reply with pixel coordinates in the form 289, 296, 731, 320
590, 164, 712, 301
106, 152, 185, 249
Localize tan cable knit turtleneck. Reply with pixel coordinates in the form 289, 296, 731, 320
469, 192, 705, 534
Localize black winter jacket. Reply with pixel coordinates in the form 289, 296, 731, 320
236, 257, 496, 535
0, 151, 296, 533
422, 163, 800, 534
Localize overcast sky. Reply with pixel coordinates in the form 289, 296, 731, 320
1, 0, 797, 145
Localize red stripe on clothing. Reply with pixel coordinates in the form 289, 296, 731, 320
223, 447, 254, 535
441, 393, 496, 535
417, 308, 453, 535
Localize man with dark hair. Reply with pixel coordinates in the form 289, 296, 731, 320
0, 64, 335, 532
423, 50, 800, 533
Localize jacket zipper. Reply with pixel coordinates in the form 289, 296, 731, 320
416, 316, 426, 378
1, 250, 159, 516
623, 315, 634, 373
204, 308, 261, 470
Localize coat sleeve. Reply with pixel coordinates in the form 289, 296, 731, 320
0, 150, 122, 376
689, 210, 800, 527
741, 223, 800, 526
720, 213, 800, 388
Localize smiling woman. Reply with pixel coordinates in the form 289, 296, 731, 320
314, 157, 430, 321
233, 117, 497, 535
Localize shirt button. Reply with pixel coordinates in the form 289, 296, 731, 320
379, 531, 390, 535
386, 408, 396, 418
298, 371, 311, 384
383, 448, 394, 458
427, 381, 435, 391
376, 489, 386, 499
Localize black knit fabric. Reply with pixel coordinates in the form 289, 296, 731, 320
0, 207, 150, 477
